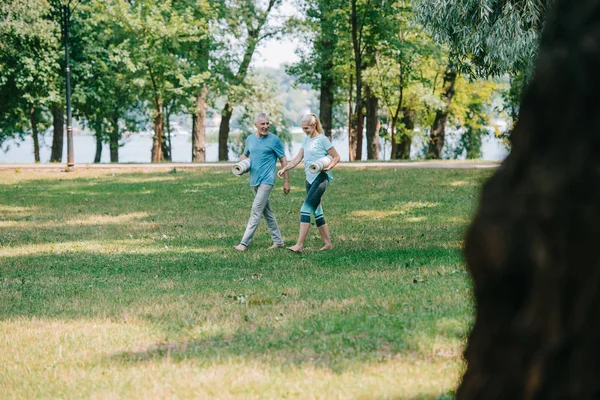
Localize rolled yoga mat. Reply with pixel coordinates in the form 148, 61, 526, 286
232, 158, 251, 176
308, 155, 333, 174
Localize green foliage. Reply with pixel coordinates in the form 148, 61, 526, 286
0, 0, 60, 144
230, 74, 292, 156
414, 0, 553, 77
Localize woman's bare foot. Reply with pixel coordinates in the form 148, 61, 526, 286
269, 243, 285, 249
319, 245, 333, 251
233, 244, 248, 251
287, 244, 304, 253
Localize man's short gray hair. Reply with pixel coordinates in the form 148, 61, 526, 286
254, 112, 270, 123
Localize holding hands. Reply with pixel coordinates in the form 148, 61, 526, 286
277, 167, 288, 179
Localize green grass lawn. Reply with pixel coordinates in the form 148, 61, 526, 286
0, 166, 491, 399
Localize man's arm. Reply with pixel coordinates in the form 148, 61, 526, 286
240, 154, 248, 161
277, 148, 304, 178
279, 156, 291, 195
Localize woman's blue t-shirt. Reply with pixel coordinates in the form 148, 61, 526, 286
302, 134, 333, 184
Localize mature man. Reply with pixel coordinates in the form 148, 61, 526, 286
234, 113, 290, 251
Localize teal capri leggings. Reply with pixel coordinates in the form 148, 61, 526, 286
300, 172, 329, 227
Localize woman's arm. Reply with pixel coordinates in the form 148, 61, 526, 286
323, 147, 341, 171
277, 148, 304, 177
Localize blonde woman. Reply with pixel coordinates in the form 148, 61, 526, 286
277, 113, 341, 252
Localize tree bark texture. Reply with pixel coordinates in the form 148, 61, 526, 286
51, 103, 64, 163
427, 62, 457, 159
348, 74, 355, 161
458, 1, 600, 398
218, 103, 232, 161
351, 0, 364, 161
320, 76, 334, 141
151, 96, 163, 163
29, 104, 40, 163
94, 132, 102, 163
192, 84, 208, 162
397, 108, 415, 160
366, 83, 380, 160
110, 115, 119, 163
161, 106, 171, 162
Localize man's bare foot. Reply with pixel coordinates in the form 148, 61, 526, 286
320, 245, 333, 251
233, 244, 248, 251
269, 243, 285, 249
287, 244, 304, 253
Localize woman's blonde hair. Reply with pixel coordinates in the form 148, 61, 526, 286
301, 113, 323, 134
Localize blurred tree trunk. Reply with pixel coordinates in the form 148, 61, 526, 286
351, 0, 364, 161
29, 104, 40, 163
192, 84, 207, 162
458, 0, 600, 398
320, 74, 334, 141
397, 107, 415, 160
348, 74, 355, 160
110, 115, 119, 163
162, 105, 172, 162
50, 103, 64, 163
366, 83, 380, 160
94, 132, 102, 163
427, 61, 457, 159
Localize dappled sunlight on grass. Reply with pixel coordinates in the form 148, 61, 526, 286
0, 204, 39, 220
350, 210, 403, 219
0, 313, 461, 399
349, 201, 440, 221
449, 180, 468, 187
0, 212, 149, 229
0, 167, 492, 398
0, 240, 223, 257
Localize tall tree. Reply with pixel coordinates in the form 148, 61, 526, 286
217, 0, 282, 161
0, 0, 60, 162
287, 0, 344, 141
426, 59, 457, 159
107, 0, 205, 162
349, 0, 365, 161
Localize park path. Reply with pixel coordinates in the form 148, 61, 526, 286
0, 160, 499, 170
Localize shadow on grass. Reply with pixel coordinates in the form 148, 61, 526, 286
1, 246, 470, 377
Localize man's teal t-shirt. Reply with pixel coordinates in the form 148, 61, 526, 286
302, 134, 333, 184
243, 133, 285, 187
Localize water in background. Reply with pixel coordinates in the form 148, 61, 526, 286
0, 127, 509, 163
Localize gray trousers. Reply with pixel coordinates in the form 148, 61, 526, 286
240, 184, 283, 247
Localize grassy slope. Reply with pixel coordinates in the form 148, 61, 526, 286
0, 167, 490, 399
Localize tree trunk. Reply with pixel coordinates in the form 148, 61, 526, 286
318, 27, 335, 141
94, 131, 102, 163
458, 1, 600, 397
161, 105, 171, 162
217, 0, 277, 161
397, 107, 415, 160
366, 84, 380, 160
350, 0, 364, 161
320, 77, 334, 141
427, 61, 457, 159
151, 95, 163, 163
50, 103, 64, 163
29, 104, 40, 163
110, 115, 119, 163
390, 117, 398, 159
218, 103, 232, 161
192, 84, 208, 162
348, 74, 355, 161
